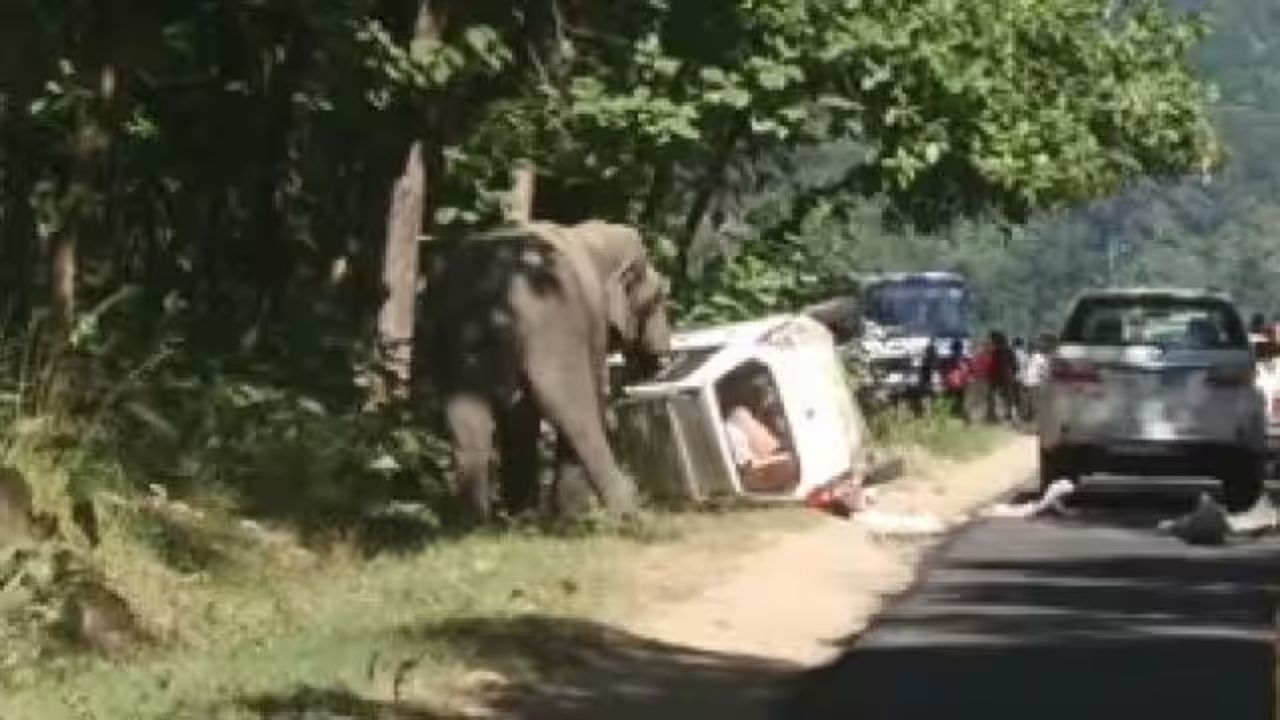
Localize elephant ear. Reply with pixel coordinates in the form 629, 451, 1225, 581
606, 261, 641, 343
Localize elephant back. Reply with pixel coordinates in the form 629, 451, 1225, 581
419, 223, 588, 401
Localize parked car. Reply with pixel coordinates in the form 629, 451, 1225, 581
610, 314, 873, 507
1037, 288, 1265, 511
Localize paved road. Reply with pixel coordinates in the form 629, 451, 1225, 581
778, 483, 1279, 720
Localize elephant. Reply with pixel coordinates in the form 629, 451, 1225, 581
420, 220, 672, 521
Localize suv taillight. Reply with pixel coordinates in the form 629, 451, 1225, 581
1052, 359, 1100, 384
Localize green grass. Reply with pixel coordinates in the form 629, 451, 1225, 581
867, 399, 1010, 461
0, 504, 813, 720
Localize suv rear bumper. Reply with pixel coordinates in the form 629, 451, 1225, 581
1045, 441, 1259, 479
1267, 431, 1280, 456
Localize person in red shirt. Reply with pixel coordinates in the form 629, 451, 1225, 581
941, 338, 972, 420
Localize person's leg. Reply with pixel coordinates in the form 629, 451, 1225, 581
998, 381, 1014, 422
956, 388, 970, 421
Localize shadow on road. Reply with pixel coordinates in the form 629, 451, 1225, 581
405, 616, 796, 719
777, 511, 1279, 720
239, 616, 795, 720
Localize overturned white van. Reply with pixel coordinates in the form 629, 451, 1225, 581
611, 314, 872, 505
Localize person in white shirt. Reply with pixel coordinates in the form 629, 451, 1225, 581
1019, 336, 1051, 421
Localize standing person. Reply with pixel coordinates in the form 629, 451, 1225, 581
941, 338, 971, 420
913, 339, 939, 416
1011, 337, 1028, 420
1020, 336, 1050, 422
972, 334, 995, 421
1251, 313, 1268, 338
1012, 337, 1028, 376
988, 331, 1018, 423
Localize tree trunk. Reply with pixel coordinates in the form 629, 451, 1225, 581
242, 11, 310, 353
0, 101, 36, 331
50, 102, 108, 344
674, 118, 748, 287
374, 141, 426, 403
503, 161, 537, 223
49, 223, 77, 336
48, 2, 123, 349
370, 0, 445, 405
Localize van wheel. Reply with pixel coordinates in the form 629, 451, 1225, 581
1221, 456, 1264, 513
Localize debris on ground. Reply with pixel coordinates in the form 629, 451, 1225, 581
852, 508, 948, 537
1157, 493, 1279, 545
1227, 494, 1279, 536
980, 478, 1078, 519
1158, 492, 1231, 546
811, 483, 949, 538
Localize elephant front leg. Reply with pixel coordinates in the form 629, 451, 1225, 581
527, 360, 639, 517
552, 436, 598, 518
444, 392, 498, 522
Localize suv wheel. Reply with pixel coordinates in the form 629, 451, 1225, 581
1039, 449, 1076, 492
1221, 455, 1264, 513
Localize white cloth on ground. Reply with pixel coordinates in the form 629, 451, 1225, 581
981, 478, 1077, 519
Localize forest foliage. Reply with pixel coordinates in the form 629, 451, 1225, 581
0, 0, 1220, 529
929, 0, 1280, 333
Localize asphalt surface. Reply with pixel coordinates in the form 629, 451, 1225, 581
778, 481, 1279, 720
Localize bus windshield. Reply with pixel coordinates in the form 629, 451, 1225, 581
864, 281, 969, 337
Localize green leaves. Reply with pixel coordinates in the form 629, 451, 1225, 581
352, 17, 509, 98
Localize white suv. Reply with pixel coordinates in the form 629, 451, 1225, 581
1038, 288, 1265, 511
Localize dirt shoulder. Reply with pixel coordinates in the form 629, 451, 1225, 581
457, 434, 1036, 719
625, 435, 1037, 665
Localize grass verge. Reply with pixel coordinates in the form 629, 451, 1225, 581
0, 505, 813, 720
867, 399, 1011, 461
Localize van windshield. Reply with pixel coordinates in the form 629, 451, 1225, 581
1062, 296, 1248, 350
864, 281, 968, 337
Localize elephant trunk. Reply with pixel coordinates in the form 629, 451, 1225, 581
623, 351, 662, 384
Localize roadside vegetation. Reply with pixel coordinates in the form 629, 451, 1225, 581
0, 0, 1232, 716
866, 401, 1008, 462
2, 494, 815, 719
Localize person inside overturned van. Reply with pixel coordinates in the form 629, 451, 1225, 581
719, 372, 801, 494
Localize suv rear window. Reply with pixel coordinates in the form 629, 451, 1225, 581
1062, 296, 1248, 350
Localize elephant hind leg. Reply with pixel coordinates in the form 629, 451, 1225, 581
444, 392, 498, 522
497, 392, 541, 517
